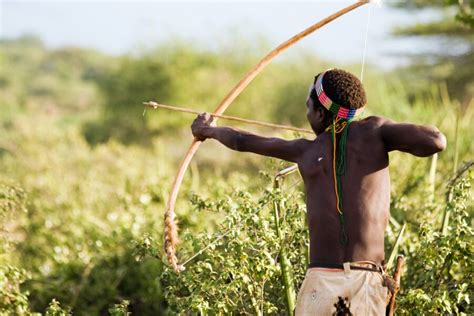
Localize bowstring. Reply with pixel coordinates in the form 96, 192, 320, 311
360, 1, 373, 83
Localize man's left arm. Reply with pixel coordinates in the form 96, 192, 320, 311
192, 113, 309, 163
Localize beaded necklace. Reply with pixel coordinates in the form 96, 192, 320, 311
312, 70, 365, 246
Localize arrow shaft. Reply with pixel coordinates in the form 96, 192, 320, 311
145, 101, 313, 134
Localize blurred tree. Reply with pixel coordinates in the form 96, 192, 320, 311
0, 36, 108, 118
390, 0, 474, 107
85, 54, 172, 144
89, 42, 270, 145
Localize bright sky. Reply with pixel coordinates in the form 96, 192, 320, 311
0, 1, 437, 68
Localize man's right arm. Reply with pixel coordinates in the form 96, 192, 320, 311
205, 126, 308, 163
376, 116, 447, 157
191, 113, 309, 163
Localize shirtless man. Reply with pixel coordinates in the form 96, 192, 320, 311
191, 69, 446, 315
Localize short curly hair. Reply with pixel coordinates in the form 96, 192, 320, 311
310, 69, 367, 118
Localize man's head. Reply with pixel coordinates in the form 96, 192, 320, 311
306, 68, 367, 135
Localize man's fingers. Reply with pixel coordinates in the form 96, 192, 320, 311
197, 112, 211, 120
196, 112, 215, 126
201, 112, 215, 123
206, 113, 217, 127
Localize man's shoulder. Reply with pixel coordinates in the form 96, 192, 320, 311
351, 116, 390, 143
292, 138, 314, 152
353, 116, 393, 135
287, 137, 314, 154
358, 115, 389, 127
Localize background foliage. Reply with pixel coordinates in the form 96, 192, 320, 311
0, 2, 473, 314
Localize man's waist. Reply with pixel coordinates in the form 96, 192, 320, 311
308, 260, 383, 273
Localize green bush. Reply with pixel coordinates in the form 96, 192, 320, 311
151, 170, 472, 315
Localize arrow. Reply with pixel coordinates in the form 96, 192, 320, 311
144, 101, 314, 135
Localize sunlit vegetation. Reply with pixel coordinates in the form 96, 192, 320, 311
0, 30, 472, 315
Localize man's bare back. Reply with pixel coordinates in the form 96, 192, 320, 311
298, 116, 390, 266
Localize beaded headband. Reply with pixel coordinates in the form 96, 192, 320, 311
314, 70, 364, 120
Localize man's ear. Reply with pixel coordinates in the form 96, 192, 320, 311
316, 106, 326, 122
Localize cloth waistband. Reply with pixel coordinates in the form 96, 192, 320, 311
308, 261, 383, 273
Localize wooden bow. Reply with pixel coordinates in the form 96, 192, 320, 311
164, 0, 370, 272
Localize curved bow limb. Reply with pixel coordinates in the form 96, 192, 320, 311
164, 0, 370, 272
